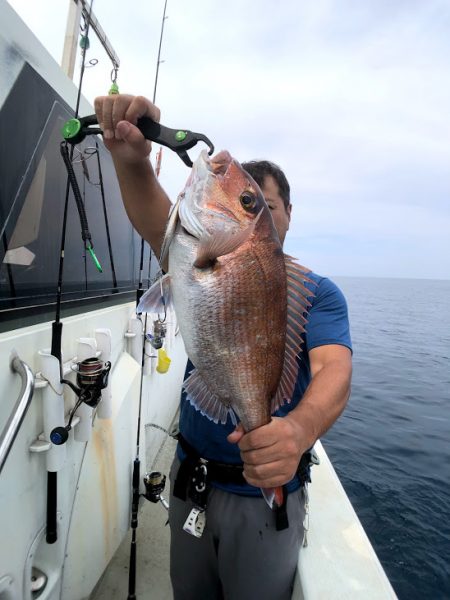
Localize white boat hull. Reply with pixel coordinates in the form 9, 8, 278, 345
0, 303, 187, 600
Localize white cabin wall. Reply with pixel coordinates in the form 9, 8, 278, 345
61, 352, 141, 600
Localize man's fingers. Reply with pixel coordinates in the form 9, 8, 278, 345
240, 444, 286, 466
227, 423, 245, 444
111, 95, 131, 134
99, 94, 117, 138
93, 96, 105, 130
94, 94, 160, 143
237, 426, 278, 452
116, 121, 151, 154
125, 95, 161, 125
243, 459, 294, 488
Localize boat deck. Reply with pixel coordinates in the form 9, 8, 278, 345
91, 431, 177, 600
91, 424, 398, 600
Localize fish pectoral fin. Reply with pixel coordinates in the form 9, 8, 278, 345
194, 211, 263, 269
184, 369, 232, 425
137, 274, 172, 314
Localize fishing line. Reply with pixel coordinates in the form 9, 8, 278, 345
128, 2, 169, 598
137, 0, 167, 298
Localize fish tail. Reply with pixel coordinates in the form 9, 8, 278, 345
261, 486, 284, 509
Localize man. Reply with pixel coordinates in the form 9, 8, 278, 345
94, 94, 352, 600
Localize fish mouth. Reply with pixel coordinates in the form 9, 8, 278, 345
178, 150, 241, 241
181, 224, 196, 238
194, 149, 234, 180
208, 150, 233, 176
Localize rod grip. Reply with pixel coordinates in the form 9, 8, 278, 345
51, 321, 63, 364
46, 471, 58, 543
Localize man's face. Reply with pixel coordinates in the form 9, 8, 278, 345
260, 175, 291, 246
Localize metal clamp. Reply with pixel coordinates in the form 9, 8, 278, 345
183, 507, 206, 538
194, 463, 208, 493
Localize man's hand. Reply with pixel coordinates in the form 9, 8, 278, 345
92, 94, 171, 256
227, 416, 307, 488
94, 94, 160, 165
227, 345, 352, 489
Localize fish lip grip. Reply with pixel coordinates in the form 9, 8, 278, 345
61, 114, 214, 167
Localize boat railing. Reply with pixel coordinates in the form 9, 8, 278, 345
0, 354, 35, 475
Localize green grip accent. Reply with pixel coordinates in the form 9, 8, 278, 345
175, 130, 187, 142
109, 82, 119, 95
87, 246, 103, 272
80, 35, 90, 50
62, 118, 81, 140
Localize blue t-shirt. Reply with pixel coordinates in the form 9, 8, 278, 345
177, 272, 352, 495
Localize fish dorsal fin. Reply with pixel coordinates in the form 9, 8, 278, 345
184, 368, 236, 425
137, 274, 172, 314
194, 209, 263, 269
271, 257, 316, 413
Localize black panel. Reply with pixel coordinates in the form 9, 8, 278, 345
0, 63, 158, 327
0, 63, 58, 236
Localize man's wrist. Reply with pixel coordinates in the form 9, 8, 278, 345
286, 404, 321, 452
112, 153, 152, 172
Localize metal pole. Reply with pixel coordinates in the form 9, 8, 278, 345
61, 0, 82, 78
61, 0, 120, 79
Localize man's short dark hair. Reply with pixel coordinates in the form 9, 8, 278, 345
242, 160, 291, 210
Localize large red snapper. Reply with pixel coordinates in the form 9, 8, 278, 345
139, 150, 313, 506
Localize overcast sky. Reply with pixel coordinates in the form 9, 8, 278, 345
7, 0, 450, 279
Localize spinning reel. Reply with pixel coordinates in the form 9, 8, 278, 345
143, 471, 169, 510
50, 357, 111, 445
146, 318, 167, 350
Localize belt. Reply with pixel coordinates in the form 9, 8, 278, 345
175, 433, 246, 490
173, 433, 313, 531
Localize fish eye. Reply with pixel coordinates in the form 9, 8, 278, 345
239, 192, 257, 210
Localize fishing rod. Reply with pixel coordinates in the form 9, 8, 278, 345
47, 0, 123, 545
46, 0, 97, 544
129, 2, 166, 597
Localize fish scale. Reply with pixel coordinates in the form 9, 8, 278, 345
170, 214, 287, 431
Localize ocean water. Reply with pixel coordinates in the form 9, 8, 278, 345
322, 277, 450, 599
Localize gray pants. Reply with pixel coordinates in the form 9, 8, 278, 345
169, 456, 306, 600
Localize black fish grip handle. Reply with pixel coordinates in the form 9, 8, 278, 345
61, 114, 214, 167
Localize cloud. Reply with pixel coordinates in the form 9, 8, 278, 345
7, 0, 450, 279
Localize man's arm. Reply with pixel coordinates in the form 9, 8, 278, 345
94, 94, 171, 257
111, 156, 171, 257
228, 344, 352, 488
